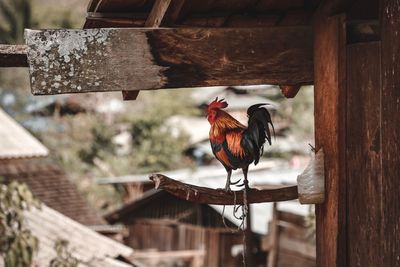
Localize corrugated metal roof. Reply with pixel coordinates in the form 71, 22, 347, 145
24, 205, 133, 267
0, 108, 48, 159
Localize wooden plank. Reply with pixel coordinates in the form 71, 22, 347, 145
122, 0, 172, 100
267, 203, 279, 267
381, 1, 400, 266
314, 13, 347, 267
145, 0, 172, 27
346, 42, 383, 267
130, 249, 205, 259
0, 45, 28, 67
25, 26, 313, 95
279, 236, 316, 259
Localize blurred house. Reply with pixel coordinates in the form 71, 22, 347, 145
105, 189, 247, 267
24, 92, 127, 119
0, 108, 121, 237
99, 162, 315, 267
0, 204, 136, 267
263, 203, 315, 267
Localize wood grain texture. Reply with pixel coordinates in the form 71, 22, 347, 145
314, 13, 346, 267
122, 0, 172, 100
145, 0, 171, 27
346, 42, 383, 267
381, 1, 400, 265
0, 44, 28, 67
163, 0, 186, 25
25, 26, 313, 95
149, 174, 299, 205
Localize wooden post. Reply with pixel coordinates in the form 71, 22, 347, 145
381, 1, 400, 265
313, 12, 347, 267
244, 204, 255, 267
267, 202, 279, 267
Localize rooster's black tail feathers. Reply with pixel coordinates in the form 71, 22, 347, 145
242, 104, 275, 165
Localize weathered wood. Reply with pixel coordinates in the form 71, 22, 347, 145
129, 249, 205, 260
163, 0, 186, 25
279, 236, 316, 259
347, 20, 380, 44
0, 45, 28, 67
146, 0, 172, 27
346, 42, 383, 267
149, 174, 298, 205
381, 1, 400, 266
122, 0, 172, 100
279, 85, 301, 98
267, 203, 279, 267
314, 13, 347, 267
25, 26, 313, 95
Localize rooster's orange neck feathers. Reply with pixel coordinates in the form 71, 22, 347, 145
209, 110, 245, 143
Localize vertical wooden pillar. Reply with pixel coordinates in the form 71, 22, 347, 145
381, 1, 400, 265
346, 42, 383, 266
313, 13, 347, 267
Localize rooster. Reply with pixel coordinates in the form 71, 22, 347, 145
206, 97, 275, 191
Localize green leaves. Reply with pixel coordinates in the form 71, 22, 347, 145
49, 239, 79, 267
0, 181, 40, 267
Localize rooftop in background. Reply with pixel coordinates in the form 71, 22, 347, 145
1, 204, 134, 267
0, 108, 48, 159
0, 160, 106, 226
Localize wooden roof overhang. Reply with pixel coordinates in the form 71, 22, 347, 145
15, 0, 323, 99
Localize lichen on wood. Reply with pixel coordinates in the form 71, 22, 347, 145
25, 29, 111, 94
25, 28, 168, 95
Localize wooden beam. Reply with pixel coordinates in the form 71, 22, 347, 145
145, 0, 172, 27
314, 13, 347, 267
24, 26, 313, 95
0, 45, 28, 67
164, 0, 186, 25
149, 174, 299, 205
122, 0, 172, 100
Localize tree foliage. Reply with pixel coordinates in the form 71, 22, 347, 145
130, 116, 190, 173
78, 115, 190, 175
0, 0, 31, 44
0, 181, 40, 267
49, 239, 80, 267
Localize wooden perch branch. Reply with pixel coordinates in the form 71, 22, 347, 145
149, 174, 298, 205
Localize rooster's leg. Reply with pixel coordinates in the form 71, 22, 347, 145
242, 167, 250, 190
225, 169, 233, 191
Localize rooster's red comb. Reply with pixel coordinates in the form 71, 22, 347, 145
207, 97, 228, 111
